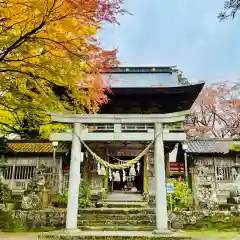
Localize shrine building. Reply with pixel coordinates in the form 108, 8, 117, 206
49, 66, 204, 233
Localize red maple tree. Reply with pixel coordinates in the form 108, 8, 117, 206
0, 0, 126, 138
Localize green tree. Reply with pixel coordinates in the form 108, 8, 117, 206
177, 70, 190, 85
171, 68, 190, 85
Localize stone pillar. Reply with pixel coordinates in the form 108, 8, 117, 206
153, 122, 170, 234
165, 153, 169, 179
103, 168, 109, 192
143, 154, 149, 197
42, 187, 49, 208
184, 151, 188, 182
83, 157, 89, 183
66, 123, 82, 231
59, 157, 63, 194
10, 157, 16, 189
103, 146, 109, 193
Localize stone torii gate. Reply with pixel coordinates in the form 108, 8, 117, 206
49, 111, 189, 234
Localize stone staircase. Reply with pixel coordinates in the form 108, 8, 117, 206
106, 192, 144, 201
78, 193, 155, 231
97, 192, 148, 208
41, 193, 192, 239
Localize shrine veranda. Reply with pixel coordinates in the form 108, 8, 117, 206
48, 67, 205, 235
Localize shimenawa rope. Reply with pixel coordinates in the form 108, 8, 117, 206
74, 131, 161, 170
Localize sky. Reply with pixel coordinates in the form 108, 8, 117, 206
99, 0, 240, 83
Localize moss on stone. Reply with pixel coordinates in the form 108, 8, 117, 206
183, 214, 240, 231
3, 209, 240, 233
79, 226, 155, 231
38, 233, 191, 240
96, 202, 148, 209
78, 219, 155, 226
78, 213, 155, 221
78, 208, 154, 215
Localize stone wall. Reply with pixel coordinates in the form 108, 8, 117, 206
2, 209, 240, 231
169, 211, 240, 230
191, 154, 239, 207
10, 209, 66, 230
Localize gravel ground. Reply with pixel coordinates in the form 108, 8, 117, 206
0, 232, 239, 240
0, 234, 38, 240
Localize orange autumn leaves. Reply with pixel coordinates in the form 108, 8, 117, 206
0, 0, 124, 138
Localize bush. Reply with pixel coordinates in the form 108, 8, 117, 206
57, 180, 94, 208
56, 191, 68, 207
78, 180, 94, 208
0, 209, 25, 232
167, 179, 192, 211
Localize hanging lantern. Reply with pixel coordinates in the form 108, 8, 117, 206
122, 169, 126, 182
114, 171, 121, 182
99, 165, 106, 176
109, 168, 112, 181
129, 164, 136, 177
137, 162, 141, 174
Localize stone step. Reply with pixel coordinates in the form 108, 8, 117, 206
79, 225, 155, 231
78, 208, 155, 214
39, 231, 192, 240
102, 199, 144, 202
97, 201, 148, 208
105, 193, 143, 202
78, 219, 156, 226
78, 213, 155, 221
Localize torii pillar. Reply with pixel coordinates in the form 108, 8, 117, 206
66, 123, 82, 231
153, 122, 169, 234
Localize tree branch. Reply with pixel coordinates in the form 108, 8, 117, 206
31, 36, 89, 59
0, 0, 58, 61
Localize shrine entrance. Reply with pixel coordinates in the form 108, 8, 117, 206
49, 112, 191, 233
48, 74, 204, 233
109, 156, 144, 193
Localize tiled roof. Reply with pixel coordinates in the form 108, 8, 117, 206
7, 142, 69, 153
186, 138, 240, 154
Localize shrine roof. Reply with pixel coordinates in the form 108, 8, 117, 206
105, 66, 174, 74
6, 140, 69, 153
186, 138, 240, 154
100, 82, 205, 114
